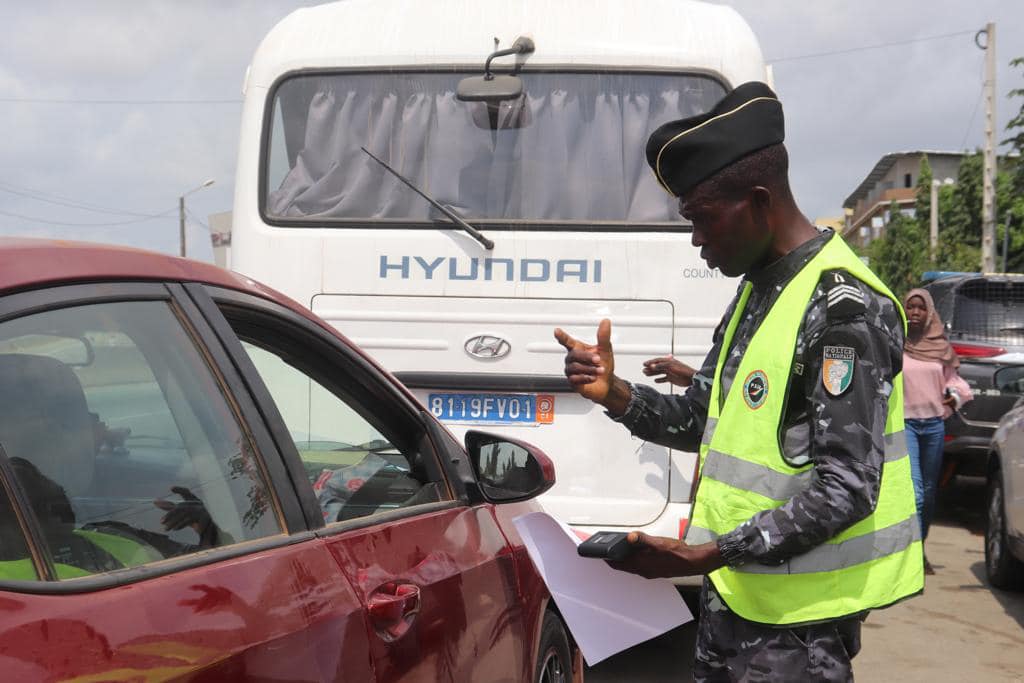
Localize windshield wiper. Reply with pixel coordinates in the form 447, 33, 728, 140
360, 146, 494, 250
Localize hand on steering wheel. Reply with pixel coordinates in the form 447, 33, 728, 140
154, 486, 219, 546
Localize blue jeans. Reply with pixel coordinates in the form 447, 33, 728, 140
905, 417, 945, 540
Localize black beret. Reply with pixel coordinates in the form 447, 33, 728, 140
645, 81, 785, 197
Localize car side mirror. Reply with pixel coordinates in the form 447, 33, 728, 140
464, 430, 555, 503
995, 365, 1024, 394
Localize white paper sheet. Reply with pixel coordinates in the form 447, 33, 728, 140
512, 511, 693, 666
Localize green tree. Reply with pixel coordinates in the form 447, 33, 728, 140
868, 201, 927, 298
1001, 56, 1024, 271
942, 152, 983, 251
914, 153, 933, 230
1003, 57, 1024, 194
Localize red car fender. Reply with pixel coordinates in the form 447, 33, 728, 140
487, 501, 582, 681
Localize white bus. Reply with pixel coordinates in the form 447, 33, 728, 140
232, 0, 768, 540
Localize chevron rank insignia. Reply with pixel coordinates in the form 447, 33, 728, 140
824, 270, 865, 320
823, 346, 855, 396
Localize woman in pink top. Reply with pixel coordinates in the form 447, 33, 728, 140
903, 288, 972, 572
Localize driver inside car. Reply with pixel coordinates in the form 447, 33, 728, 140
1, 457, 230, 578
0, 353, 231, 579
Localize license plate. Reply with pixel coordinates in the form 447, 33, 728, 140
428, 392, 554, 425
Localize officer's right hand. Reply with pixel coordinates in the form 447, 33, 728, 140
554, 319, 616, 404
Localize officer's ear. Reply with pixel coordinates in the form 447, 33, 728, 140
749, 185, 772, 212
747, 185, 773, 234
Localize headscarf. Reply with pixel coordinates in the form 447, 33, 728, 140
903, 288, 958, 369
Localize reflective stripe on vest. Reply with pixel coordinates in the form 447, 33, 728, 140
0, 531, 157, 583
701, 417, 717, 446
687, 516, 921, 574
76, 529, 162, 568
0, 558, 94, 581
688, 232, 923, 625
700, 431, 909, 502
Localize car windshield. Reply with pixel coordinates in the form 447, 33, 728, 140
264, 71, 725, 225
951, 280, 1024, 347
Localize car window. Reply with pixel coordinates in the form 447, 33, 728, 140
233, 336, 447, 524
949, 280, 1024, 346
995, 366, 1024, 394
0, 469, 39, 581
0, 301, 283, 581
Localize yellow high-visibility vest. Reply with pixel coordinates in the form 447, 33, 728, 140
685, 233, 923, 625
0, 529, 162, 581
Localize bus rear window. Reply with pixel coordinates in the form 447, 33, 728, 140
263, 71, 724, 225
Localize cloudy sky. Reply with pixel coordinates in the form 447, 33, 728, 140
1, 0, 1022, 262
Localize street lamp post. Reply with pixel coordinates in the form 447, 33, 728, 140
179, 179, 215, 258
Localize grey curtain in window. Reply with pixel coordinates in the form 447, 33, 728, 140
267, 72, 723, 224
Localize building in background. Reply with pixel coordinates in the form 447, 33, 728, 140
842, 151, 962, 248
209, 211, 232, 269
814, 215, 846, 234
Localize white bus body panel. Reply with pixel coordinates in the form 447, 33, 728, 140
233, 0, 764, 533
244, 0, 766, 88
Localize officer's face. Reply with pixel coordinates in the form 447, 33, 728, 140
679, 188, 771, 278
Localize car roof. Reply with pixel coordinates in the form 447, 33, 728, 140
0, 237, 318, 327
0, 237, 424, 405
0, 237, 432, 399
923, 271, 1024, 285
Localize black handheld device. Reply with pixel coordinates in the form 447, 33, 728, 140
577, 531, 635, 561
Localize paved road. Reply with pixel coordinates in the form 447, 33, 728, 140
585, 476, 1024, 682
856, 476, 1024, 682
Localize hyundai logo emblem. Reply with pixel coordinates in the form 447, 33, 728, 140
464, 335, 511, 359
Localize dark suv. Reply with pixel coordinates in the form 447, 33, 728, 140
922, 272, 1024, 478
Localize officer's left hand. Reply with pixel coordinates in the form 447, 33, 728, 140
605, 531, 724, 579
642, 356, 696, 387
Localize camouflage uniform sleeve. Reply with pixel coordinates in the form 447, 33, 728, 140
716, 274, 904, 566
610, 346, 718, 452
609, 285, 744, 452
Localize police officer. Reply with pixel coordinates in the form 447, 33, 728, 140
554, 82, 923, 681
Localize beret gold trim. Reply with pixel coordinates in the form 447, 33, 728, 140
654, 95, 780, 196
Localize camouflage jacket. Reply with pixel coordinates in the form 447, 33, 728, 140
614, 230, 904, 566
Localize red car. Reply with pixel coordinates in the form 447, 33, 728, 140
0, 238, 579, 682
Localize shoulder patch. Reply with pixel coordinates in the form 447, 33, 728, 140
822, 346, 856, 396
822, 270, 866, 321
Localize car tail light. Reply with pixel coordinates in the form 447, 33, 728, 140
951, 342, 1005, 358
944, 434, 955, 443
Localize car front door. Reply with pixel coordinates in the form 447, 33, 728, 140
994, 368, 1024, 534
998, 403, 1024, 534
190, 285, 531, 682
0, 282, 374, 681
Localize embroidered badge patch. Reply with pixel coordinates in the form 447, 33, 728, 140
743, 370, 769, 409
823, 346, 856, 396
